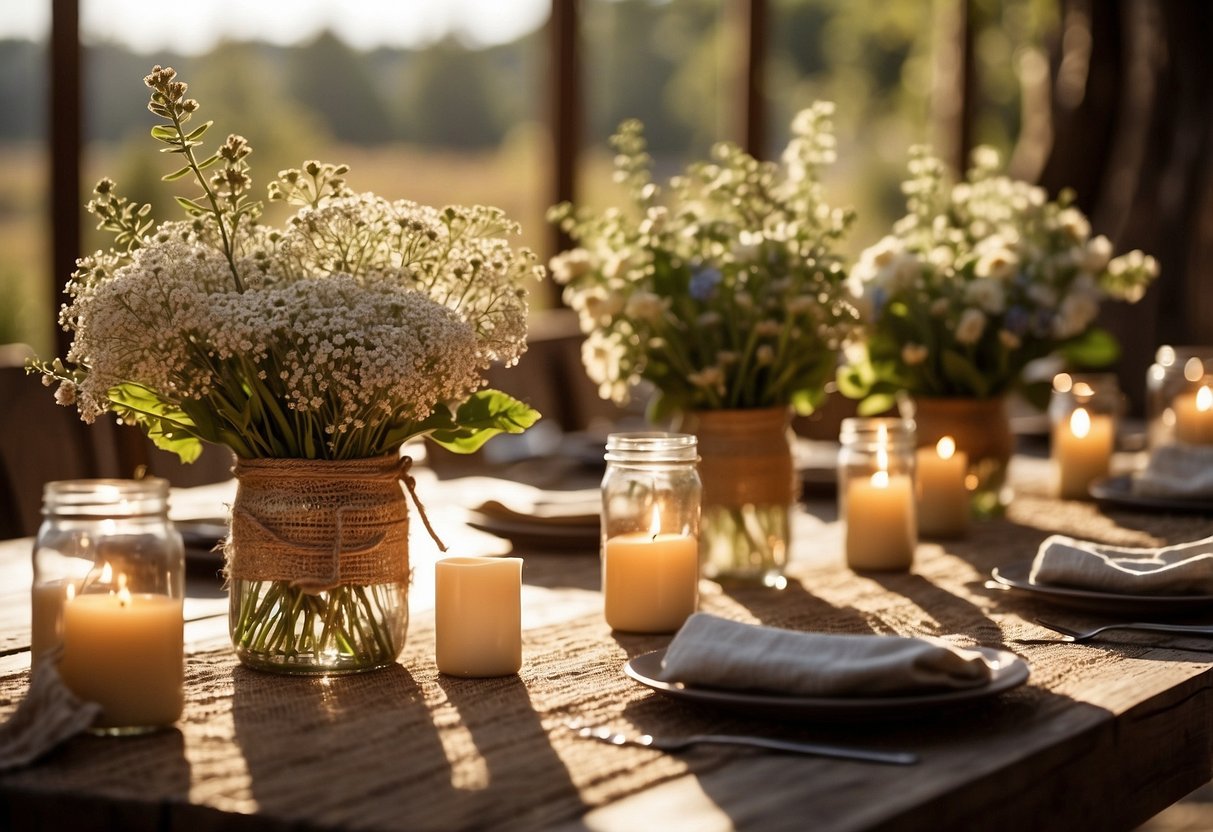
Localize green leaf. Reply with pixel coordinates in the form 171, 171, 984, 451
1059, 327, 1120, 368
106, 383, 204, 464
858, 392, 898, 416
162, 165, 193, 182
174, 196, 208, 216
422, 390, 541, 454
185, 121, 213, 141
940, 350, 989, 398
789, 387, 824, 417
150, 124, 179, 141
197, 153, 222, 169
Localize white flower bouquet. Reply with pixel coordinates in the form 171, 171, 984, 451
548, 103, 858, 422
31, 66, 542, 671
839, 145, 1159, 413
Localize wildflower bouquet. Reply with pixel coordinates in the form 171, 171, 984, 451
31, 66, 541, 672
839, 145, 1159, 414
548, 103, 858, 422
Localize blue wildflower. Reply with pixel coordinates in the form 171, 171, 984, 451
689, 267, 722, 301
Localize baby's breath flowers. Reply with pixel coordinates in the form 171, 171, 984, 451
839, 145, 1159, 413
29, 66, 543, 672
548, 103, 858, 421
33, 65, 542, 463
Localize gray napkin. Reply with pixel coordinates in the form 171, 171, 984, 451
658, 613, 992, 696
1029, 534, 1213, 595
1132, 445, 1213, 498
0, 654, 101, 771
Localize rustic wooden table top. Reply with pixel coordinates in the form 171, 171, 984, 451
2, 456, 1213, 831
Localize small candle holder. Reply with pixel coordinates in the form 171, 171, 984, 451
838, 418, 917, 571
435, 556, 523, 677
915, 435, 970, 539
33, 478, 185, 735
601, 433, 701, 633
1147, 346, 1213, 448
1050, 373, 1121, 499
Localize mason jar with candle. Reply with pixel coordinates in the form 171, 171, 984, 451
1146, 346, 1213, 448
601, 433, 701, 633
33, 478, 185, 735
1050, 373, 1121, 499
838, 418, 917, 571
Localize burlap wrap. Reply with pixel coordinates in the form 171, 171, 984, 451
685, 407, 797, 507
226, 455, 422, 593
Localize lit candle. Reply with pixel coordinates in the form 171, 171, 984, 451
58, 579, 184, 732
1054, 406, 1115, 499
915, 436, 970, 539
845, 435, 916, 571
603, 507, 698, 633
1173, 385, 1213, 444
30, 579, 76, 664
435, 556, 523, 677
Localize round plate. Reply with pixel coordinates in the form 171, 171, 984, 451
1089, 475, 1213, 514
624, 646, 1029, 719
467, 514, 600, 552
989, 561, 1213, 615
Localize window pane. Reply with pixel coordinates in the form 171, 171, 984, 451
0, 3, 51, 354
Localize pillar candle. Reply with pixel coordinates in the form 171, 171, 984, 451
59, 589, 184, 732
915, 437, 969, 539
30, 579, 75, 664
845, 471, 916, 571
1054, 406, 1115, 499
1173, 386, 1213, 445
436, 556, 523, 677
603, 531, 698, 633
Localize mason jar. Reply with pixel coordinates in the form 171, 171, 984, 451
601, 433, 700, 633
1146, 346, 1213, 448
32, 478, 185, 734
838, 418, 917, 571
1049, 373, 1121, 499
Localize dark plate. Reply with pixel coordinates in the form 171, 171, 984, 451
989, 561, 1213, 615
1089, 475, 1213, 515
624, 646, 1029, 720
467, 513, 600, 552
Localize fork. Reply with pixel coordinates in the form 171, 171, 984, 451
566, 723, 918, 766
1033, 618, 1213, 643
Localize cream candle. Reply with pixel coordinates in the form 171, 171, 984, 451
603, 508, 698, 633
1054, 406, 1115, 499
845, 470, 916, 571
435, 556, 523, 677
1173, 385, 1213, 444
915, 436, 969, 539
30, 579, 75, 664
59, 585, 184, 733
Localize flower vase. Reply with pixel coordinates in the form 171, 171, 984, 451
906, 396, 1014, 518
682, 407, 796, 587
226, 455, 411, 674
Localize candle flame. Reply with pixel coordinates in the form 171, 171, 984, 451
936, 436, 956, 460
117, 584, 131, 608
871, 470, 890, 489
648, 504, 662, 539
99, 562, 113, 584
65, 583, 75, 602
1069, 407, 1092, 439
1198, 386, 1213, 413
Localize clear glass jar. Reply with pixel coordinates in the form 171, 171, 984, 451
838, 418, 917, 572
1049, 373, 1121, 499
1146, 346, 1213, 448
601, 433, 700, 633
33, 478, 185, 735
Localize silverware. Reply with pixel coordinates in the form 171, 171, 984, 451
1032, 618, 1213, 643
566, 723, 918, 766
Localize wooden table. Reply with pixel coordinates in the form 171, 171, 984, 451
2, 456, 1213, 831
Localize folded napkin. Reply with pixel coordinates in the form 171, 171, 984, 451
657, 613, 992, 697
1132, 444, 1213, 498
1029, 534, 1213, 595
0, 654, 101, 771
